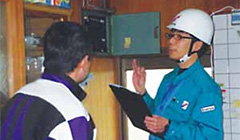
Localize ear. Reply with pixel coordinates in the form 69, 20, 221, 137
193, 41, 203, 52
68, 55, 89, 82
77, 55, 89, 69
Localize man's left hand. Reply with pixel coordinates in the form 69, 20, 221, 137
144, 115, 169, 133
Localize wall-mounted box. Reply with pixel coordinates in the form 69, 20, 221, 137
111, 12, 160, 55
82, 10, 111, 55
82, 9, 160, 56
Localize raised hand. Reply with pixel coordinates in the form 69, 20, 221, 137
132, 59, 146, 95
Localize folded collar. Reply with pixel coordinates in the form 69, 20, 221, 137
41, 72, 87, 101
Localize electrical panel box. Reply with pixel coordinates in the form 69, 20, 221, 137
111, 12, 160, 55
82, 10, 111, 55
82, 9, 160, 56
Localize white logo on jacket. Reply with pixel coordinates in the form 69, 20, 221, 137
181, 100, 189, 110
201, 105, 215, 113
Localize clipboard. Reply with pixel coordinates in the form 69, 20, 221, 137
109, 84, 163, 138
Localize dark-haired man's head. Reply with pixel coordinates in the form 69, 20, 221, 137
43, 21, 93, 82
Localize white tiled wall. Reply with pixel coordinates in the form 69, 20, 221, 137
213, 14, 240, 140
214, 44, 228, 59
228, 44, 240, 59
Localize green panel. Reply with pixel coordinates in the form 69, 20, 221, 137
111, 12, 160, 55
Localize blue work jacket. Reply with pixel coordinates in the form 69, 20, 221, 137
143, 59, 223, 140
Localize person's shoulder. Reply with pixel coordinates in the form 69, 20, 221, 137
196, 71, 221, 96
164, 68, 177, 79
18, 79, 90, 121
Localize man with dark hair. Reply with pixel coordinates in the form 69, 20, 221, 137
1, 21, 96, 140
132, 9, 223, 140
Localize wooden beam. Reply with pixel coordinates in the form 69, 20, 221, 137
24, 3, 73, 19
6, 0, 26, 96
0, 0, 9, 2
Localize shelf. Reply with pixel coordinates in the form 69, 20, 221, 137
26, 46, 44, 57
24, 3, 73, 20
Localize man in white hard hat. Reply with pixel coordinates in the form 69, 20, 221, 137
132, 9, 223, 140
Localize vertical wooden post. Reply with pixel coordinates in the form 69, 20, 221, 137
5, 0, 26, 96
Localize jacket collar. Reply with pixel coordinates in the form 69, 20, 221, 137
168, 59, 202, 84
41, 72, 87, 101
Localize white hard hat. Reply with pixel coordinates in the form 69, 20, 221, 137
167, 8, 214, 45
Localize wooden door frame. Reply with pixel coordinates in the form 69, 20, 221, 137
1, 0, 25, 96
